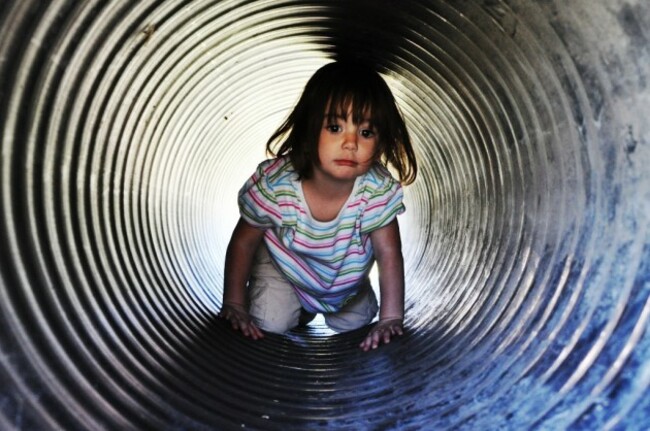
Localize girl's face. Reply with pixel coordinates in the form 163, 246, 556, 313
313, 107, 378, 185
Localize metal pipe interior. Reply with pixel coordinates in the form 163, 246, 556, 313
1, 0, 649, 429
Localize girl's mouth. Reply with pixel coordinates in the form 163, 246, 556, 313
335, 159, 358, 167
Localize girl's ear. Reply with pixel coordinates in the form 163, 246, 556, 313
372, 146, 383, 162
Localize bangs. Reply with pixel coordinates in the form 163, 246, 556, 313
323, 87, 379, 126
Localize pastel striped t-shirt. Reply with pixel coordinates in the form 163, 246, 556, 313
238, 156, 405, 314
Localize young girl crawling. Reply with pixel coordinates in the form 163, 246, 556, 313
220, 61, 417, 351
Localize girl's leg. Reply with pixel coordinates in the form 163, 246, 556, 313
248, 244, 303, 334
324, 280, 379, 333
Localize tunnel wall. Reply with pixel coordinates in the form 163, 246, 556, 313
1, 0, 649, 429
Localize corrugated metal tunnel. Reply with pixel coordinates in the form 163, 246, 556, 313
1, 0, 649, 429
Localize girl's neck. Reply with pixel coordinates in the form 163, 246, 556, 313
301, 175, 356, 222
306, 175, 355, 196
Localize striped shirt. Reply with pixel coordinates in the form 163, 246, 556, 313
238, 156, 405, 313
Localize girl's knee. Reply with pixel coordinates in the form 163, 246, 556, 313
253, 312, 299, 334
325, 288, 379, 333
248, 261, 303, 334
325, 312, 374, 333
248, 282, 302, 334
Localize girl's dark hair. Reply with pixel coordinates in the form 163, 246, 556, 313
266, 61, 417, 185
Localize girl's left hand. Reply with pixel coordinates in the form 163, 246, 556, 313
360, 318, 403, 351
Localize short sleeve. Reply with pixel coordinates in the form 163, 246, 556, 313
237, 160, 283, 228
359, 166, 405, 234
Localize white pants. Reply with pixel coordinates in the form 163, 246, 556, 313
248, 245, 379, 334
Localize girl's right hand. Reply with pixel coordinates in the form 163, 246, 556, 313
219, 303, 265, 340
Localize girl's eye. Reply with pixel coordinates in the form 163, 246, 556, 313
326, 124, 342, 133
360, 129, 376, 138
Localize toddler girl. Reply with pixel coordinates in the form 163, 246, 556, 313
220, 61, 417, 351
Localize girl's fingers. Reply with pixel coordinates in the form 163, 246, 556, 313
360, 322, 403, 351
360, 333, 373, 351
221, 307, 256, 337
227, 312, 264, 340
360, 328, 383, 351
249, 323, 264, 340
241, 319, 262, 340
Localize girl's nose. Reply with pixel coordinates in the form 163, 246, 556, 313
343, 130, 358, 150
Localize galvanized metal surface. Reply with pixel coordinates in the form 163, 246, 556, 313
1, 0, 649, 429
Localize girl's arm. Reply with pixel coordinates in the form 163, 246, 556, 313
221, 217, 266, 339
360, 219, 405, 351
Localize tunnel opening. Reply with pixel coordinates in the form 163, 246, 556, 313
1, 0, 649, 430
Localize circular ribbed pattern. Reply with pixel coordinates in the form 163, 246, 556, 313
1, 0, 649, 429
